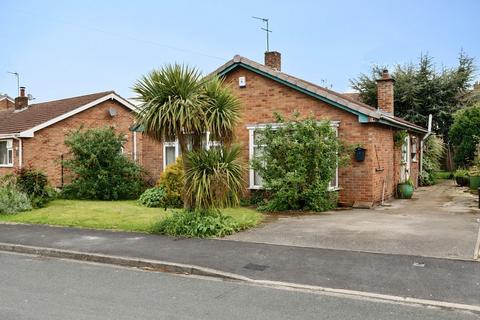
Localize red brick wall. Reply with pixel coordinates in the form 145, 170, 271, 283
223, 67, 420, 205
141, 135, 163, 185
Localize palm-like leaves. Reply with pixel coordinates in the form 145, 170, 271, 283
133, 64, 207, 146
204, 77, 240, 145
133, 64, 243, 210
185, 145, 245, 209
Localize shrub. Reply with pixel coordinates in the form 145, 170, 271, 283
138, 187, 167, 208
449, 104, 480, 167
419, 135, 445, 186
157, 157, 184, 208
0, 186, 32, 215
62, 127, 146, 200
251, 113, 348, 212
151, 209, 241, 238
14, 167, 52, 208
184, 145, 245, 209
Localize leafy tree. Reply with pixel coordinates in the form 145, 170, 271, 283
252, 113, 348, 212
133, 64, 241, 209
419, 135, 445, 186
350, 52, 476, 148
62, 127, 145, 200
449, 104, 480, 167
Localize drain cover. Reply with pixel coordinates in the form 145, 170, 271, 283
243, 263, 269, 271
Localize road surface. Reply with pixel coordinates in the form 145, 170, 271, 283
0, 252, 478, 320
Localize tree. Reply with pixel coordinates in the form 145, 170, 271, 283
351, 52, 476, 168
62, 127, 145, 200
133, 64, 241, 209
449, 104, 480, 167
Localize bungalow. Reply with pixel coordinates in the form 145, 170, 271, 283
135, 53, 428, 205
0, 89, 163, 186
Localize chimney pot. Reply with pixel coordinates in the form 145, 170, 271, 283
264, 51, 281, 71
20, 86, 26, 97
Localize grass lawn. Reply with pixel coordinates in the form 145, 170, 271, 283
434, 171, 454, 180
0, 200, 263, 233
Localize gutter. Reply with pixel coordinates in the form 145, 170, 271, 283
11, 136, 23, 168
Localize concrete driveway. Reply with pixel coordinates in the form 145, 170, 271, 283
226, 180, 480, 260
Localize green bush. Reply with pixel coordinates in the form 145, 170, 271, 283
157, 157, 184, 208
185, 145, 245, 209
14, 167, 53, 208
251, 113, 347, 212
62, 127, 146, 200
420, 135, 445, 186
138, 187, 167, 208
449, 104, 480, 167
151, 209, 242, 238
0, 186, 32, 215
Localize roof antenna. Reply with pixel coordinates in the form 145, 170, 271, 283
252, 16, 272, 52
7, 71, 19, 96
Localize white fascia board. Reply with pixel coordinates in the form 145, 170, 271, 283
18, 93, 137, 138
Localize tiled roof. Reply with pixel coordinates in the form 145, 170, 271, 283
0, 91, 115, 135
212, 55, 428, 133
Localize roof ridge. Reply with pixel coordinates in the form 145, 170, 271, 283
30, 90, 115, 107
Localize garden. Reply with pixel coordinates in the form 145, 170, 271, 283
0, 64, 345, 237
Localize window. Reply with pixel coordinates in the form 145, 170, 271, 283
248, 122, 340, 190
328, 124, 340, 190
0, 139, 13, 166
162, 132, 220, 171
411, 136, 418, 162
249, 130, 265, 188
163, 136, 179, 169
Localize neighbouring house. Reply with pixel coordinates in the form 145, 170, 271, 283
0, 88, 163, 187
138, 53, 428, 206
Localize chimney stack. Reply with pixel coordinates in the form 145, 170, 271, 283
264, 51, 281, 71
376, 69, 394, 114
14, 86, 28, 110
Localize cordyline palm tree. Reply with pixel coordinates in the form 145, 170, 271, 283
133, 64, 243, 209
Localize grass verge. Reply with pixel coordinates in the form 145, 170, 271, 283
0, 200, 262, 234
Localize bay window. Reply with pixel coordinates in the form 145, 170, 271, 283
248, 121, 340, 190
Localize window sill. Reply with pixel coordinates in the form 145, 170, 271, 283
0, 164, 13, 168
248, 185, 264, 190
328, 187, 341, 192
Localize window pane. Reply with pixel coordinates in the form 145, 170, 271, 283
0, 141, 7, 165
165, 146, 176, 167
254, 170, 263, 186
8, 150, 13, 164
254, 131, 264, 145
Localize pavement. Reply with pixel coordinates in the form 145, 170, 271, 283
0, 223, 479, 307
226, 180, 480, 260
2, 251, 479, 320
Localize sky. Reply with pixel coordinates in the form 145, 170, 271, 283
1, 0, 479, 102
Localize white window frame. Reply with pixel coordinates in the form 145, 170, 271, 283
0, 139, 14, 167
162, 132, 220, 171
247, 121, 341, 190
328, 123, 340, 191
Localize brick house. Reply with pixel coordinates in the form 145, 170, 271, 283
145, 53, 428, 206
0, 89, 150, 186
